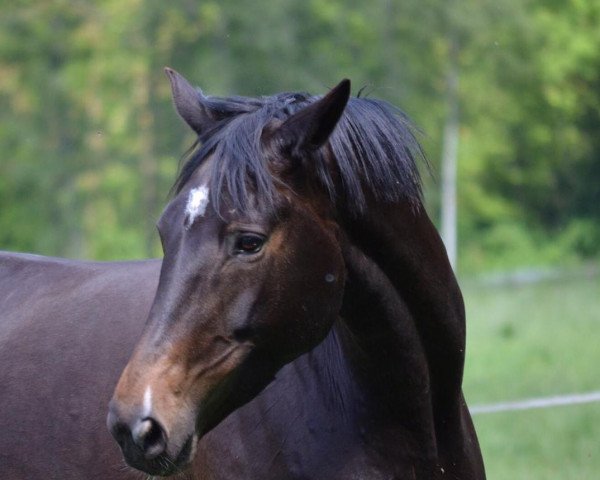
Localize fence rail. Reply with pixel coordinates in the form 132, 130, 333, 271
462, 264, 599, 288
470, 390, 600, 415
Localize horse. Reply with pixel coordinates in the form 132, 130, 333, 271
0, 69, 485, 479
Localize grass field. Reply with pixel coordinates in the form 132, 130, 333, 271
461, 272, 600, 479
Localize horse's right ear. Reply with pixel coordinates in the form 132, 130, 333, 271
164, 67, 216, 135
275, 79, 351, 156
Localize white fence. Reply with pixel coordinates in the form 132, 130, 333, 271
470, 390, 600, 415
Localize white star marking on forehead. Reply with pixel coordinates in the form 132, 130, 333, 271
185, 185, 210, 227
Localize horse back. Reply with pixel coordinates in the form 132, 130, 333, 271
0, 252, 161, 479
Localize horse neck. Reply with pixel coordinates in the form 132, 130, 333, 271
335, 199, 467, 439
207, 200, 473, 474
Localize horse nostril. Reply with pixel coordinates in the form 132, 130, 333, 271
132, 417, 167, 460
107, 409, 130, 448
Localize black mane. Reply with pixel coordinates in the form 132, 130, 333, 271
174, 90, 426, 214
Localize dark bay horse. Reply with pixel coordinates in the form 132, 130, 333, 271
0, 69, 485, 479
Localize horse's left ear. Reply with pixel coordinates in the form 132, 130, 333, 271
164, 67, 218, 135
276, 79, 351, 156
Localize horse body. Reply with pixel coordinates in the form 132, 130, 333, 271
0, 70, 485, 479
0, 253, 160, 479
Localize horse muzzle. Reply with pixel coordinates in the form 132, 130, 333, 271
106, 398, 198, 476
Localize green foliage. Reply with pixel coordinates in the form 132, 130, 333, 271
457, 0, 600, 270
0, 0, 598, 269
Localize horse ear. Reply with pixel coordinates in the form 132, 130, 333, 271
164, 67, 216, 135
277, 79, 351, 154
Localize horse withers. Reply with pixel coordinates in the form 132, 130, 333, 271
0, 69, 485, 479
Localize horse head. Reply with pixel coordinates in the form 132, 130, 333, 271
107, 70, 350, 476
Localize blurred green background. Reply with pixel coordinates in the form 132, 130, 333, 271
1, 1, 598, 478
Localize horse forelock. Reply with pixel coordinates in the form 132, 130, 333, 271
173, 90, 426, 216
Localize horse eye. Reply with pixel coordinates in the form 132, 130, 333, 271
234, 234, 265, 254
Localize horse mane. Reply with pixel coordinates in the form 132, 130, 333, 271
173, 90, 426, 214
